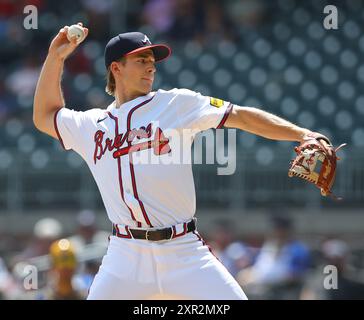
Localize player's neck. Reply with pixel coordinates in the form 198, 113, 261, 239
115, 88, 146, 108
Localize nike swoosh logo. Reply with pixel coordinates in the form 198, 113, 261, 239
97, 116, 108, 123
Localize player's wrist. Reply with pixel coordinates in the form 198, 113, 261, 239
299, 129, 313, 143
46, 51, 66, 64
305, 131, 332, 145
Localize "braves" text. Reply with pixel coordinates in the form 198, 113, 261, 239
93, 123, 171, 164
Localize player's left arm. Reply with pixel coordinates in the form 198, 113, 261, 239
224, 105, 313, 143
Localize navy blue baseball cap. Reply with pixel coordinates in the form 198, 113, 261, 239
104, 32, 171, 69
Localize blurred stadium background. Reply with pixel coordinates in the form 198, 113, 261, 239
0, 0, 363, 299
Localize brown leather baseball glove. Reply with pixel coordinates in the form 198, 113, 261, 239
288, 132, 346, 198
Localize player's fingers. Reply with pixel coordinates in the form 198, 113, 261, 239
59, 27, 66, 35
53, 28, 67, 44
58, 26, 69, 37
84, 28, 89, 37
321, 140, 333, 156
77, 22, 83, 27
70, 35, 79, 46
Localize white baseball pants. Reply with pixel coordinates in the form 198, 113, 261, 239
87, 231, 247, 300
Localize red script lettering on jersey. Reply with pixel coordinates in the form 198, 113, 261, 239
93, 124, 171, 164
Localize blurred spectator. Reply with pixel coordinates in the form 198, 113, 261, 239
68, 209, 109, 253
67, 210, 108, 297
0, 1, 18, 18
201, 1, 237, 44
167, 0, 204, 41
8, 218, 64, 298
0, 257, 22, 300
80, 0, 112, 40
6, 55, 39, 96
142, 0, 177, 34
19, 238, 83, 299
73, 260, 100, 298
224, 0, 267, 29
0, 79, 16, 121
208, 220, 253, 278
237, 216, 311, 299
300, 239, 364, 300
65, 49, 92, 75
46, 238, 82, 299
13, 217, 63, 263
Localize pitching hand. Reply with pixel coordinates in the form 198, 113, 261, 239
48, 22, 88, 60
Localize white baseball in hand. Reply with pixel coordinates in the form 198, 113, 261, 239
67, 24, 86, 44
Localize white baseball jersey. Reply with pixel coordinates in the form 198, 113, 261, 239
54, 88, 233, 228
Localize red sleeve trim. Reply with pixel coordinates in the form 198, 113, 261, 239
216, 103, 233, 129
54, 108, 66, 150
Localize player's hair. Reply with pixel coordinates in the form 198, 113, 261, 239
105, 57, 126, 96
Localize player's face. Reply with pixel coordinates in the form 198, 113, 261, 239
120, 50, 156, 95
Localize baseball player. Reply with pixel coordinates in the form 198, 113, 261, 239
33, 23, 332, 299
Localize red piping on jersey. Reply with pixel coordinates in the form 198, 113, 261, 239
172, 222, 187, 238
216, 103, 233, 129
193, 231, 221, 261
108, 111, 142, 227
114, 224, 132, 239
126, 97, 154, 227
53, 108, 66, 150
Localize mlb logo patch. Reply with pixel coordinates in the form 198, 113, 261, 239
210, 97, 224, 108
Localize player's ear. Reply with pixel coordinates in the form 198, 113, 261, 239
110, 61, 123, 76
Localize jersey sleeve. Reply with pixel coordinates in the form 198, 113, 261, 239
175, 89, 233, 132
54, 107, 97, 158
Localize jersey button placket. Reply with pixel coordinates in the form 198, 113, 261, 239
122, 108, 147, 227
117, 109, 138, 224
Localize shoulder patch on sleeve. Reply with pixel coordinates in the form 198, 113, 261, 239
210, 97, 224, 108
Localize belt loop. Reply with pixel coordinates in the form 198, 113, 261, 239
126, 226, 134, 239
